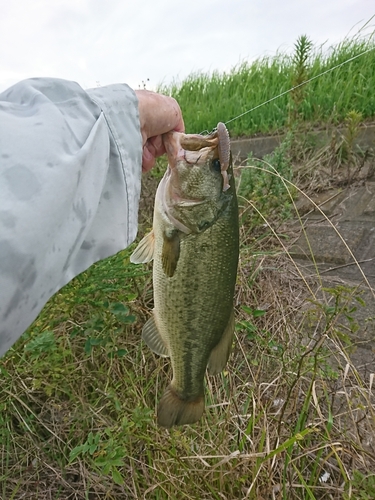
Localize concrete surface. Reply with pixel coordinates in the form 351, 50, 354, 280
231, 123, 375, 162
233, 128, 375, 373
291, 182, 375, 373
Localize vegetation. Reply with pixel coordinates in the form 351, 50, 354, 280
1, 32, 375, 499
159, 32, 375, 136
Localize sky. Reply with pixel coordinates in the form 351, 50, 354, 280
0, 0, 374, 93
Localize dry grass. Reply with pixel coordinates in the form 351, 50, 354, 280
3, 29, 375, 497
1, 146, 375, 499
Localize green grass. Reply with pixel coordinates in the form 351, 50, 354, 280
1, 225, 374, 499
159, 32, 375, 136
1, 31, 375, 499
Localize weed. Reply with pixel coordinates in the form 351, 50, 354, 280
1, 31, 375, 500
289, 34, 314, 126
160, 32, 375, 136
341, 110, 363, 181
238, 132, 295, 229
344, 471, 375, 499
69, 430, 127, 485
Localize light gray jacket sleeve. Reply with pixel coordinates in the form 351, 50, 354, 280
0, 78, 142, 357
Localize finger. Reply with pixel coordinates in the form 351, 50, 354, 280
135, 90, 185, 141
142, 146, 155, 172
148, 135, 165, 157
141, 136, 167, 172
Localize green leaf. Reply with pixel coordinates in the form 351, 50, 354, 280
241, 305, 266, 317
117, 314, 136, 324
238, 320, 257, 335
111, 467, 124, 485
355, 296, 366, 307
110, 303, 130, 315
110, 458, 125, 467
89, 444, 98, 455
25, 330, 56, 357
325, 306, 336, 315
252, 309, 267, 317
101, 462, 111, 475
69, 444, 87, 462
84, 338, 93, 354
116, 349, 128, 357
241, 305, 254, 315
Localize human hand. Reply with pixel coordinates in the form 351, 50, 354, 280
135, 90, 184, 172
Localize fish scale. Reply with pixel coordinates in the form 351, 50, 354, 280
131, 123, 239, 427
153, 210, 238, 399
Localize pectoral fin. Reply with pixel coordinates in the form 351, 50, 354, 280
207, 309, 235, 375
130, 230, 155, 264
162, 230, 180, 277
142, 314, 169, 357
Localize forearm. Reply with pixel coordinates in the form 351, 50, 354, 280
0, 78, 142, 356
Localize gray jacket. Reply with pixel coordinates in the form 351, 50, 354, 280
0, 78, 142, 356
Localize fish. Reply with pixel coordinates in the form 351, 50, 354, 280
130, 122, 239, 428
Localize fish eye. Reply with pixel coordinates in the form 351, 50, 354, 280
212, 158, 221, 173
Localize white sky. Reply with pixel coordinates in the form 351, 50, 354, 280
0, 0, 374, 93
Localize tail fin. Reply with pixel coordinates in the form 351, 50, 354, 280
157, 385, 205, 428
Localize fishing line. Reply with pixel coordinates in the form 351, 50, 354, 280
224, 45, 375, 125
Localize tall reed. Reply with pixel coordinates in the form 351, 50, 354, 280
159, 34, 375, 136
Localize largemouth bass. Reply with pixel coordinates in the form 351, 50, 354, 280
131, 123, 239, 428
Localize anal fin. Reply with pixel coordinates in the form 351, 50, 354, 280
207, 308, 235, 375
142, 314, 169, 357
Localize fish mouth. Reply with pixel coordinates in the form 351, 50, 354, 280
162, 123, 231, 190
162, 131, 217, 169
158, 124, 232, 233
